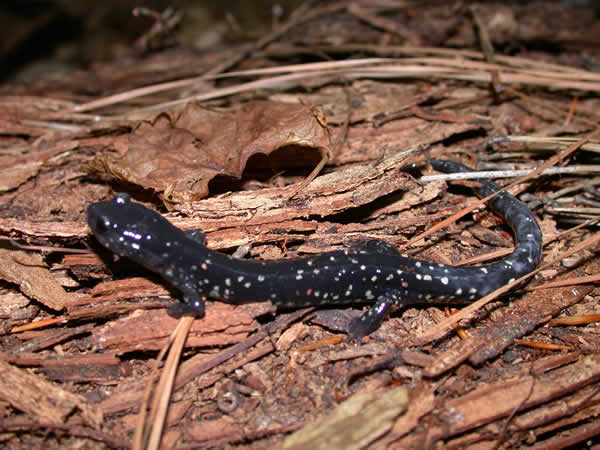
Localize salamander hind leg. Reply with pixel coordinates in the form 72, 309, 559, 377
350, 239, 401, 256
347, 293, 398, 342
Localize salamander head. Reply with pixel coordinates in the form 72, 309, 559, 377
87, 193, 183, 264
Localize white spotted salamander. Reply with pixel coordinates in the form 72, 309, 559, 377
87, 160, 542, 340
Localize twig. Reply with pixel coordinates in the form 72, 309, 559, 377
420, 165, 600, 182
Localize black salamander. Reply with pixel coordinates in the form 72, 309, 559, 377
86, 160, 542, 340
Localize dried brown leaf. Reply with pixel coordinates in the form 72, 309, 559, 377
87, 101, 331, 204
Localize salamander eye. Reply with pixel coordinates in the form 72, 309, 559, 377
95, 216, 110, 234
114, 193, 130, 204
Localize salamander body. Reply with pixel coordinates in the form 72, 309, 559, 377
86, 160, 542, 339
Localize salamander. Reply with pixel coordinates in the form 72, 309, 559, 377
86, 160, 542, 340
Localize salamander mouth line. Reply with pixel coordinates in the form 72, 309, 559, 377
87, 160, 542, 341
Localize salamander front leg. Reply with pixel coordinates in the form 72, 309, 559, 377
166, 289, 206, 318
184, 229, 207, 245
347, 293, 397, 342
